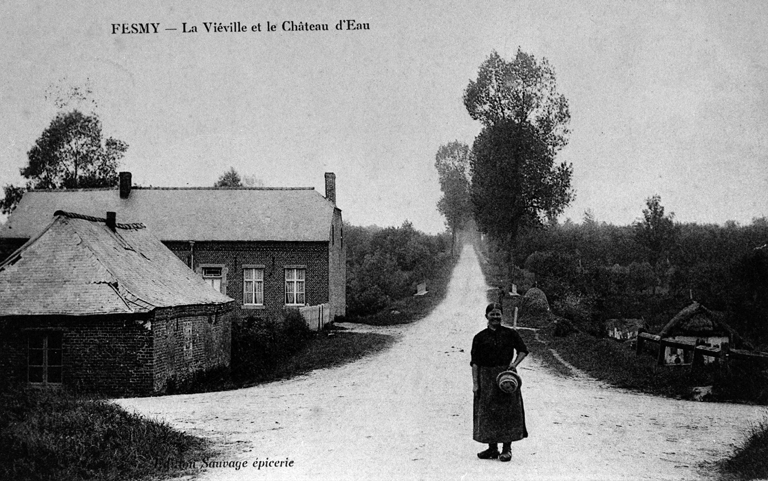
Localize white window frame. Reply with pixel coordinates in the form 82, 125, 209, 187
200, 264, 226, 294
284, 267, 306, 306
243, 267, 265, 307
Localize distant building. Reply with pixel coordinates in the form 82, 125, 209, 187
657, 302, 735, 365
0, 211, 234, 396
605, 318, 645, 341
0, 172, 346, 321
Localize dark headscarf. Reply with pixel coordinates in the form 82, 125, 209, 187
485, 302, 503, 315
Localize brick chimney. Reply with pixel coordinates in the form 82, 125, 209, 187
106, 211, 116, 231
119, 172, 132, 199
324, 172, 336, 205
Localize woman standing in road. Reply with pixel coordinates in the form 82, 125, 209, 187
470, 302, 529, 462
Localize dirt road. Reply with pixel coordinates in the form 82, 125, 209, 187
117, 245, 766, 481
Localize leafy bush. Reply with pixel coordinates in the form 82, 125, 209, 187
350, 251, 456, 326
231, 310, 311, 381
553, 317, 578, 337
552, 292, 601, 335
524, 250, 578, 281
714, 360, 768, 404
345, 221, 452, 317
280, 309, 313, 354
348, 283, 389, 315
628, 261, 657, 293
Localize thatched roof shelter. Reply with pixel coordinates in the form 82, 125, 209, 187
658, 302, 736, 340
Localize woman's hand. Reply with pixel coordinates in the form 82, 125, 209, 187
509, 352, 528, 371
473, 383, 479, 393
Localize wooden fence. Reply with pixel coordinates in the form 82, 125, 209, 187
636, 330, 768, 369
298, 303, 331, 331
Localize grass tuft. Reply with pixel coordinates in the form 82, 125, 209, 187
0, 387, 207, 481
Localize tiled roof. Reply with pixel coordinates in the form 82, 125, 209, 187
2, 187, 337, 242
0, 211, 233, 316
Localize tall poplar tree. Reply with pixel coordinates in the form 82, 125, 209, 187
434, 141, 472, 251
465, 48, 574, 249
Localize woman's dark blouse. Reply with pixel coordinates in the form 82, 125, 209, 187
470, 326, 529, 367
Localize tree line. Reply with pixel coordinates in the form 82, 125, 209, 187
513, 209, 768, 347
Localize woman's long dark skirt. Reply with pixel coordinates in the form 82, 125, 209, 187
473, 365, 528, 443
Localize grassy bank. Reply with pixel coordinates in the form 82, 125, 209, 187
545, 326, 717, 398
514, 317, 574, 379
178, 329, 395, 394
0, 388, 207, 481
232, 328, 395, 387
717, 414, 768, 481
515, 308, 768, 404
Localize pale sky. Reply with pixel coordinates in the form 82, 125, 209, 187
1, 1, 767, 233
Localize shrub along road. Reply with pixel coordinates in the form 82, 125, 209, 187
117, 246, 766, 480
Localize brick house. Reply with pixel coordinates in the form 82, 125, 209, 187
0, 211, 234, 396
0, 172, 346, 322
